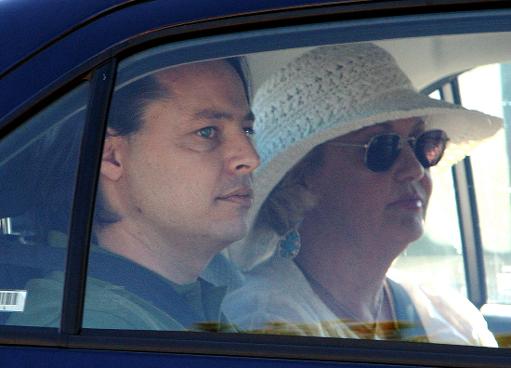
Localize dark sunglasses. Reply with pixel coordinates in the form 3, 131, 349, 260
329, 129, 449, 172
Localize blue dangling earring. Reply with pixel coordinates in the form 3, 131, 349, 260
279, 226, 301, 259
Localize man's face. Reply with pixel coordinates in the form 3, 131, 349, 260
102, 60, 260, 251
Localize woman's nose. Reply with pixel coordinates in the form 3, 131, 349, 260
393, 142, 425, 182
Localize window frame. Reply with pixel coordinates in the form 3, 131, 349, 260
60, 61, 117, 336
2, 3, 511, 367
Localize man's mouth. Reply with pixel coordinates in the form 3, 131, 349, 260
217, 187, 254, 208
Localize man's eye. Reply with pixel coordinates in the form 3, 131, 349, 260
196, 126, 217, 139
243, 127, 255, 137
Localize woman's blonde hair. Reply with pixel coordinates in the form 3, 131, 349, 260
255, 145, 325, 236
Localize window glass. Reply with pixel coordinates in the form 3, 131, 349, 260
428, 90, 442, 101
0, 83, 88, 327
79, 33, 502, 349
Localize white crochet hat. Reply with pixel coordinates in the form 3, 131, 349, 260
229, 42, 502, 271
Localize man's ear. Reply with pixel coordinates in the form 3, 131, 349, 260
100, 129, 125, 181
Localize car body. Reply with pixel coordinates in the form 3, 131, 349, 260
2, 0, 511, 366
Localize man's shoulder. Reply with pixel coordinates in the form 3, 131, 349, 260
84, 274, 186, 330
8, 270, 185, 330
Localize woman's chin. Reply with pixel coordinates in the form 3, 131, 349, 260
387, 216, 425, 245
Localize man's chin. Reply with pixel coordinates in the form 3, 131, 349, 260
209, 220, 248, 246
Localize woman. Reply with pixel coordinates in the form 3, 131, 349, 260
223, 43, 500, 345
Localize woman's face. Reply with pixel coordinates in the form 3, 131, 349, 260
307, 117, 432, 249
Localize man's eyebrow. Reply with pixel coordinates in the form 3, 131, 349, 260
193, 109, 255, 123
194, 109, 233, 121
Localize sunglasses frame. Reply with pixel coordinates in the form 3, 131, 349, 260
328, 129, 449, 172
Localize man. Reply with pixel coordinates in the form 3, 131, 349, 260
9, 58, 260, 330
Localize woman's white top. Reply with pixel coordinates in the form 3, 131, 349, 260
221, 255, 497, 346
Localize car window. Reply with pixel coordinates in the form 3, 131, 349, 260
0, 83, 88, 327
63, 34, 505, 352
457, 65, 511, 306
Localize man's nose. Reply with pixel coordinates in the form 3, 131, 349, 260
225, 133, 260, 175
393, 141, 425, 182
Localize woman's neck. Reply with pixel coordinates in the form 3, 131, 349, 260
295, 214, 401, 322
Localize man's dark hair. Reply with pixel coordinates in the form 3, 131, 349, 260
107, 57, 250, 137
95, 57, 250, 225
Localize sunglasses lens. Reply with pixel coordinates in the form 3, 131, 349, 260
415, 130, 448, 168
366, 134, 401, 172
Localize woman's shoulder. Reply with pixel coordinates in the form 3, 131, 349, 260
222, 256, 335, 319
221, 256, 357, 337
387, 270, 497, 347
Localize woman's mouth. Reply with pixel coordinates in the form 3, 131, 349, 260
387, 198, 423, 211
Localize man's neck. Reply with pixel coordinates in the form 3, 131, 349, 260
94, 221, 220, 285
